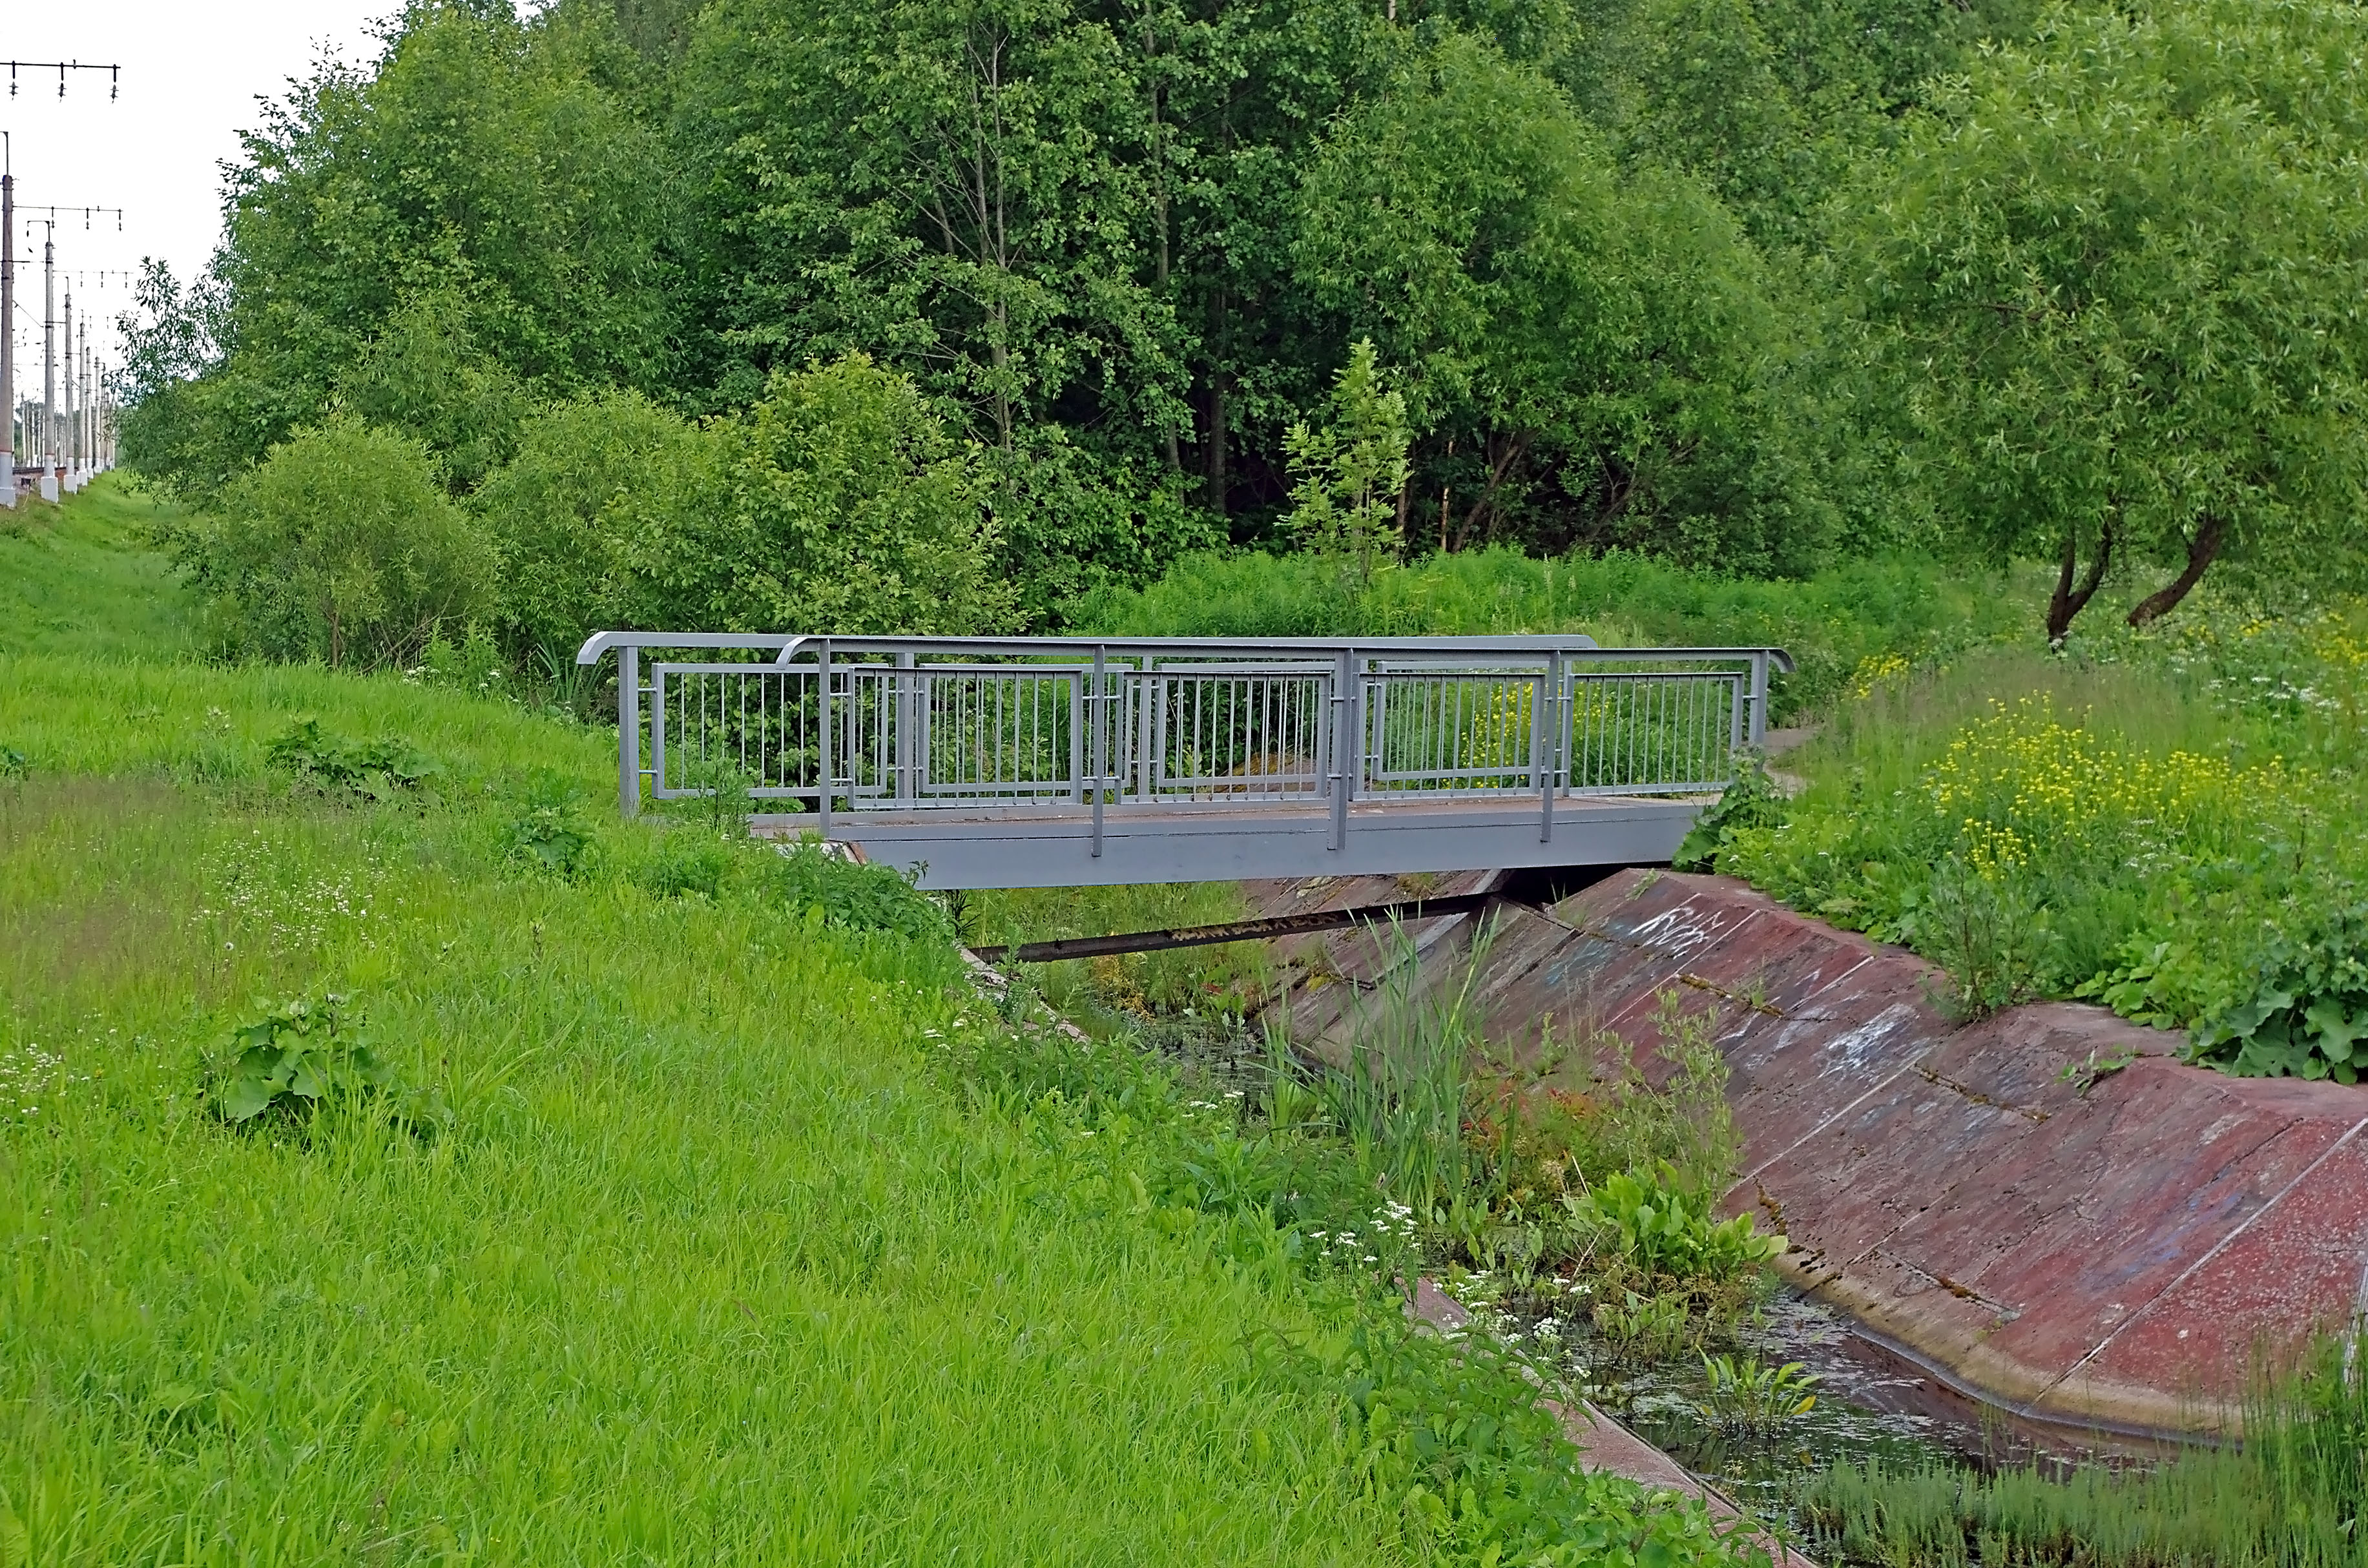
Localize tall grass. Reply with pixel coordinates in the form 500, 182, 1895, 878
1302, 921, 1497, 1210
1803, 1329, 2368, 1567
0, 759, 1402, 1562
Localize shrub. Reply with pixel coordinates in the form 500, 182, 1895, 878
474, 357, 1017, 652
265, 717, 441, 801
756, 839, 955, 944
708, 355, 1016, 634
204, 994, 450, 1134
472, 388, 715, 662
166, 417, 495, 668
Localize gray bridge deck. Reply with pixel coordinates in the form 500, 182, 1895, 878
577, 632, 1791, 890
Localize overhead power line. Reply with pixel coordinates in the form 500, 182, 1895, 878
4, 61, 121, 100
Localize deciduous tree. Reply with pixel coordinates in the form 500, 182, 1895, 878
1850, 0, 2368, 640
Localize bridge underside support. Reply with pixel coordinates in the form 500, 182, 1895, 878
754, 794, 1707, 890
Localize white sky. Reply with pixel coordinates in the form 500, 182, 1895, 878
3, 1, 394, 382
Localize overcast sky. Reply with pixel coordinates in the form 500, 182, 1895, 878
5, 1, 394, 380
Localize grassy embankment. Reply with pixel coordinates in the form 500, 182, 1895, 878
0, 480, 1755, 1565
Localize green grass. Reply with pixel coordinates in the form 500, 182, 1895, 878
0, 477, 196, 662
0, 683, 1406, 1563
0, 479, 1757, 1563
1802, 1327, 2368, 1567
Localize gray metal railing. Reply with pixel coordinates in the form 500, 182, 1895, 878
577, 632, 1792, 854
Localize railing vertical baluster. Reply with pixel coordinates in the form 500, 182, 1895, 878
1068, 666, 1084, 803
1748, 652, 1770, 750
1135, 662, 1155, 802
895, 651, 917, 805
1729, 666, 1745, 764
1538, 652, 1559, 842
1329, 646, 1355, 851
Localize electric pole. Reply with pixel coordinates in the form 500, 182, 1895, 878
63, 287, 74, 479
1, 134, 12, 506
42, 225, 55, 486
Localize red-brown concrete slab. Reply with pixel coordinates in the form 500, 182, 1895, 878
2066, 1126, 2368, 1425
1277, 869, 2368, 1435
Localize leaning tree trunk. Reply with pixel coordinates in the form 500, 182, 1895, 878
2127, 514, 2229, 628
2044, 520, 2114, 645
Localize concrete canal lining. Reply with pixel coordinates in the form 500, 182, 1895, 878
1245, 869, 2368, 1438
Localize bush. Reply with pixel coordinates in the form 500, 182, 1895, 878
265, 717, 441, 801
203, 993, 450, 1134
756, 839, 955, 944
165, 417, 495, 668
473, 356, 1016, 653
707, 355, 1016, 634
472, 388, 714, 662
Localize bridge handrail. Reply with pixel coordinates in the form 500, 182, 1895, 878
574, 628, 1797, 670
574, 632, 1794, 847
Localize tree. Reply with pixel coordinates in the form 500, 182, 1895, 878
1293, 34, 1816, 572
477, 356, 1017, 644
708, 355, 1017, 634
127, 3, 675, 493
1284, 340, 1412, 583
338, 290, 532, 493
673, 0, 1225, 612
1849, 0, 2368, 641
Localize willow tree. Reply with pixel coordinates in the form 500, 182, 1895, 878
1851, 0, 2368, 641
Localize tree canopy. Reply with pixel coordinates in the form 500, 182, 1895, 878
113, 0, 2368, 649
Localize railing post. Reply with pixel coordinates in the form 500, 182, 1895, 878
1747, 652, 1771, 748
895, 649, 918, 807
1089, 645, 1107, 858
817, 638, 833, 835
618, 643, 641, 818
1329, 646, 1356, 851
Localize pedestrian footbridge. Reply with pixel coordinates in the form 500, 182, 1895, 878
576, 632, 1792, 889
